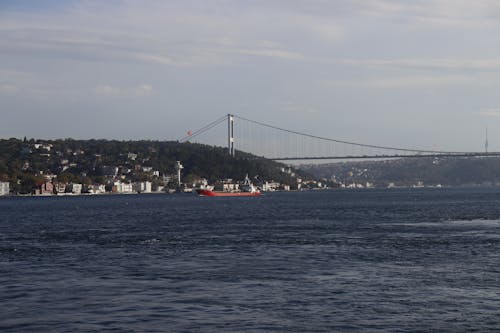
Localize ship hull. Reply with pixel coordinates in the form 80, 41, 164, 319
196, 189, 261, 197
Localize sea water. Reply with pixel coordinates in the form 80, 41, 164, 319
1, 188, 500, 332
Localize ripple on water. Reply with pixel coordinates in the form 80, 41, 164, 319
2, 190, 500, 332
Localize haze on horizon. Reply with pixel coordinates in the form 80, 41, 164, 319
2, 0, 500, 152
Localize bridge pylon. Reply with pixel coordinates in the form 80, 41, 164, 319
228, 114, 234, 157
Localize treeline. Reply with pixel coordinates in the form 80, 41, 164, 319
302, 157, 500, 187
0, 138, 307, 194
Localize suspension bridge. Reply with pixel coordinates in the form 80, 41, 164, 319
180, 114, 500, 161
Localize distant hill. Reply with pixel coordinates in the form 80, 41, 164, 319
0, 138, 308, 194
300, 157, 500, 187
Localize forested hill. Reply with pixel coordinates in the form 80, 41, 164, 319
0, 138, 306, 193
301, 157, 500, 187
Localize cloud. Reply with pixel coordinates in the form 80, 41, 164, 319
335, 58, 500, 72
0, 84, 18, 94
3, 0, 500, 146
364, 75, 476, 87
321, 72, 492, 89
221, 46, 305, 61
131, 43, 306, 66
133, 53, 185, 66
340, 0, 500, 27
134, 84, 153, 96
280, 104, 319, 114
94, 84, 154, 97
479, 108, 500, 117
0, 69, 56, 97
0, 1, 337, 69
95, 85, 120, 96
3, 1, 499, 73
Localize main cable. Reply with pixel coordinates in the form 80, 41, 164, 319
233, 114, 468, 154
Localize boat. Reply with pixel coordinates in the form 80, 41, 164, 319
196, 175, 261, 197
196, 189, 261, 197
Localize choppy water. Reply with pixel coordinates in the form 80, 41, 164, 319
1, 188, 500, 332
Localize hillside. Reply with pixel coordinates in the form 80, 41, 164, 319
301, 157, 500, 187
0, 138, 308, 194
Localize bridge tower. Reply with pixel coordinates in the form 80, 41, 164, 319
227, 114, 234, 156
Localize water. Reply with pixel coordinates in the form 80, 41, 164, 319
1, 188, 500, 332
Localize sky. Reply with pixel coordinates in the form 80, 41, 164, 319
2, 0, 500, 152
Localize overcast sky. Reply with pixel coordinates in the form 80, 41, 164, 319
2, 0, 500, 152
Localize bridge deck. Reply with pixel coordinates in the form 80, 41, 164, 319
270, 153, 500, 161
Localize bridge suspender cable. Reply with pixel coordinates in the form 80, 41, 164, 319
232, 115, 470, 155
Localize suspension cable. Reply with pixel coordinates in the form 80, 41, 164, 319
179, 115, 227, 142
233, 114, 469, 154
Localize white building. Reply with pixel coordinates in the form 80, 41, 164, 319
133, 181, 152, 193
0, 182, 9, 196
113, 181, 134, 193
34, 143, 52, 151
88, 184, 106, 194
262, 181, 280, 192
67, 183, 82, 194
122, 183, 133, 193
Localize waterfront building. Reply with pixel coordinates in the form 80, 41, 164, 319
88, 184, 106, 194
113, 181, 134, 193
0, 182, 9, 196
53, 182, 67, 194
122, 183, 133, 193
34, 182, 53, 195
66, 183, 82, 194
133, 181, 152, 193
262, 181, 280, 192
